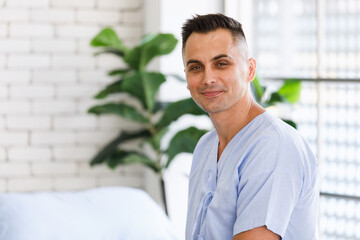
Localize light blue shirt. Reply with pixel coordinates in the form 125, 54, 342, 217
186, 111, 319, 240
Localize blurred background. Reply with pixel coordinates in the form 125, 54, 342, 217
1, 0, 360, 239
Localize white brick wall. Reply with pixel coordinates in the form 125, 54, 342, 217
6, 116, 51, 130
8, 54, 51, 69
0, 40, 31, 53
0, 0, 145, 193
6, 0, 49, 8
8, 147, 52, 161
32, 39, 76, 53
0, 148, 7, 161
0, 24, 7, 37
0, 71, 31, 83
10, 24, 54, 37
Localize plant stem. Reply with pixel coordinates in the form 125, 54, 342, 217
146, 109, 168, 215
160, 176, 168, 215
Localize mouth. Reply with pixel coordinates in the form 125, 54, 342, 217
201, 90, 223, 98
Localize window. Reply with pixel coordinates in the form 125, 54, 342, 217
229, 0, 360, 239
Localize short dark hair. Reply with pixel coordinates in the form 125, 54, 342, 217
181, 13, 247, 50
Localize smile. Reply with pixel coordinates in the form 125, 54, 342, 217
201, 90, 223, 98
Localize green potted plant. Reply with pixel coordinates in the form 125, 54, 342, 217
88, 28, 208, 214
252, 76, 302, 128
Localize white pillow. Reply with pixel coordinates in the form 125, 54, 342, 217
0, 187, 178, 240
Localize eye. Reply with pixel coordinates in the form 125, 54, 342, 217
188, 64, 203, 72
216, 61, 228, 67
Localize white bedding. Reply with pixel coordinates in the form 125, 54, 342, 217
0, 187, 178, 240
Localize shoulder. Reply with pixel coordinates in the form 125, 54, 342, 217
189, 129, 217, 169
193, 129, 217, 154
239, 112, 317, 178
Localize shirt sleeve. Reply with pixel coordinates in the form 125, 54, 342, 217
233, 136, 304, 238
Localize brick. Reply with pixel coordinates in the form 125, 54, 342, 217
54, 177, 96, 191
0, 180, 5, 192
6, 116, 51, 130
0, 101, 31, 114
0, 40, 30, 53
32, 100, 77, 114
31, 162, 77, 176
123, 10, 143, 24
53, 146, 97, 161
52, 55, 96, 69
77, 99, 102, 114
6, 0, 49, 8
8, 178, 53, 192
96, 54, 127, 71
0, 9, 29, 21
1, 101, 30, 115
54, 115, 97, 129
78, 163, 121, 176
51, 0, 95, 8
30, 9, 74, 23
0, 148, 6, 160
33, 70, 76, 83
56, 25, 100, 39
0, 24, 7, 37
0, 70, 31, 83
9, 147, 51, 161
98, 175, 143, 188
0, 162, 30, 177
32, 39, 76, 53
113, 26, 142, 39
10, 24, 54, 37
10, 85, 54, 99
75, 131, 119, 145
0, 55, 5, 67
77, 39, 97, 53
8, 54, 50, 69
98, 0, 141, 9
77, 10, 121, 24
0, 117, 5, 130
78, 70, 113, 83
31, 132, 75, 145
56, 84, 99, 98
0, 85, 7, 98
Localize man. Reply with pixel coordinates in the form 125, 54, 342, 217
182, 14, 319, 240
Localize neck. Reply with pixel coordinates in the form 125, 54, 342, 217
209, 96, 265, 161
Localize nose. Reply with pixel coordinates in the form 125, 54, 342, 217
202, 67, 216, 85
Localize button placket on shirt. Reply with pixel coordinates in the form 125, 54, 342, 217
197, 168, 218, 239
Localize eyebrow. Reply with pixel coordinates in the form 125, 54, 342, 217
186, 54, 232, 67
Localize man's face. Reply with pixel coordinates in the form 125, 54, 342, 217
183, 28, 254, 114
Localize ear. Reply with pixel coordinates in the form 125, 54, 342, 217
247, 58, 257, 82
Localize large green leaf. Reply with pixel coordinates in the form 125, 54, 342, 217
108, 69, 131, 76
88, 103, 149, 123
90, 130, 151, 166
156, 98, 206, 130
124, 33, 178, 71
267, 92, 285, 106
251, 75, 266, 103
94, 79, 123, 99
121, 72, 165, 112
282, 119, 297, 129
90, 28, 128, 54
106, 150, 160, 173
94, 49, 125, 57
165, 127, 208, 168
277, 79, 301, 104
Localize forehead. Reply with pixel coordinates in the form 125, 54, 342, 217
183, 28, 240, 62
